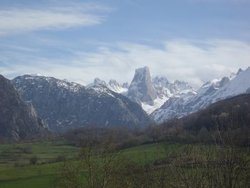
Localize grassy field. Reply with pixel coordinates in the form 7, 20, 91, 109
0, 141, 188, 188
0, 141, 167, 188
0, 141, 249, 188
0, 140, 79, 188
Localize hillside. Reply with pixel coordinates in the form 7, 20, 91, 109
0, 75, 47, 142
13, 75, 152, 132
159, 94, 250, 145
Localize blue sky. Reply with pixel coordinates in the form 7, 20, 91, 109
0, 0, 250, 87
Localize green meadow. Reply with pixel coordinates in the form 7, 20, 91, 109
0, 141, 249, 188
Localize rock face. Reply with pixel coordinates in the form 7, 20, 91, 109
152, 67, 250, 123
125, 67, 194, 114
128, 66, 157, 105
0, 75, 46, 141
13, 75, 152, 132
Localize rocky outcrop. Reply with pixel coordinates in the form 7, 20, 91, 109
0, 75, 46, 141
128, 66, 157, 105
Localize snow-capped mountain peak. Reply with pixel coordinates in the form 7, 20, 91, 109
212, 67, 250, 100
151, 67, 250, 123
128, 66, 157, 106
88, 78, 128, 94
14, 74, 83, 93
126, 67, 194, 114
108, 79, 128, 94
152, 76, 169, 86
93, 78, 107, 86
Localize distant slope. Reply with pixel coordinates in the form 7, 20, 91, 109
152, 67, 250, 123
179, 94, 250, 131
159, 94, 250, 145
13, 75, 152, 132
0, 75, 46, 141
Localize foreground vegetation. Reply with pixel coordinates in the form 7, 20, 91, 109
0, 138, 249, 188
56, 143, 250, 188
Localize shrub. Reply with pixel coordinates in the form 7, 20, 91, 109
29, 156, 38, 165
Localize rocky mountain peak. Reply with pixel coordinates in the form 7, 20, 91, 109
93, 78, 107, 86
218, 77, 230, 88
88, 78, 128, 94
122, 82, 129, 89
109, 79, 120, 87
237, 68, 243, 75
152, 76, 169, 87
108, 79, 128, 94
128, 66, 157, 105
172, 80, 192, 91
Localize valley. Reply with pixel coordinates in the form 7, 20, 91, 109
0, 66, 250, 187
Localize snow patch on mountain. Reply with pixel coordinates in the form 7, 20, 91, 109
141, 96, 169, 114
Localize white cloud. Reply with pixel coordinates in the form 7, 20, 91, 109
1, 39, 250, 88
0, 3, 108, 36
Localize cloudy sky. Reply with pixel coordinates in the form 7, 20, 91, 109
0, 0, 250, 87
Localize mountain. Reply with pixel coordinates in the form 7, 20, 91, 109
108, 79, 129, 94
126, 67, 194, 114
127, 66, 157, 106
153, 76, 193, 98
152, 67, 250, 123
13, 75, 152, 132
87, 78, 128, 94
182, 93, 250, 132
0, 75, 46, 141
210, 67, 250, 100
159, 94, 250, 146
87, 67, 195, 114
147, 76, 195, 114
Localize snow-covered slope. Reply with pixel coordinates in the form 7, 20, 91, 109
108, 79, 129, 94
211, 67, 250, 101
87, 78, 128, 94
140, 77, 195, 114
151, 67, 250, 123
151, 92, 196, 122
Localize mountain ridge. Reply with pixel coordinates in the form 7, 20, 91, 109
87, 66, 195, 114
13, 75, 152, 132
152, 67, 250, 123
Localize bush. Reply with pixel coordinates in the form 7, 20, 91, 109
29, 156, 38, 165
55, 155, 66, 162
